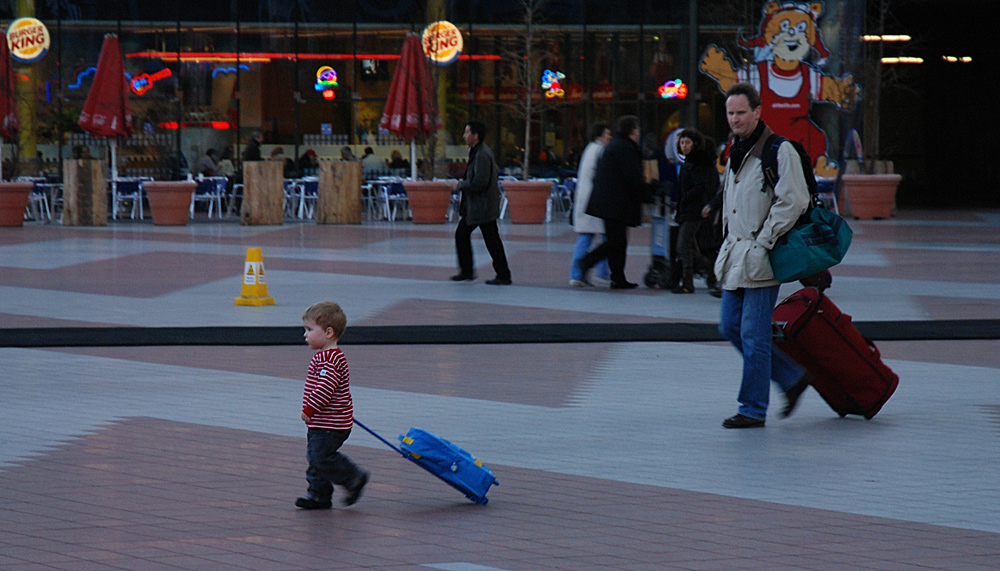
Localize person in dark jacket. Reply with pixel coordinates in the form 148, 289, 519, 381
242, 131, 263, 163
673, 128, 719, 293
451, 120, 512, 285
576, 115, 655, 289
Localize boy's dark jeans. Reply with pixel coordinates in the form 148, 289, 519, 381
306, 428, 364, 502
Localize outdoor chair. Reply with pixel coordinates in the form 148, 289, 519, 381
111, 177, 150, 220
189, 176, 227, 219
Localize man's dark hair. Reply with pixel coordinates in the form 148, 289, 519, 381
466, 120, 487, 141
364, 147, 374, 155
615, 115, 640, 138
588, 122, 610, 142
726, 82, 761, 109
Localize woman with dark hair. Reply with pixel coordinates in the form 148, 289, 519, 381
672, 128, 719, 293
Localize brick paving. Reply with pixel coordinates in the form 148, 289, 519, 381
3, 209, 1000, 569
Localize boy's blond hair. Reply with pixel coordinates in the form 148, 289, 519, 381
302, 301, 347, 339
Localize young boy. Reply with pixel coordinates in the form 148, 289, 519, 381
296, 301, 369, 509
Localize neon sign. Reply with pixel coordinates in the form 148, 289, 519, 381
314, 66, 338, 100
541, 69, 565, 98
211, 64, 250, 78
658, 79, 688, 99
131, 68, 172, 96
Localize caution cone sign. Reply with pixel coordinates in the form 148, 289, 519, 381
235, 247, 275, 306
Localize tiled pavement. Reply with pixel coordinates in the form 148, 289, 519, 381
2, 209, 1000, 570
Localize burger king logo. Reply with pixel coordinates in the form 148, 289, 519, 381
422, 21, 462, 66
7, 18, 51, 64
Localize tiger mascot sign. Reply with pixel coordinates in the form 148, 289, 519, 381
700, 0, 858, 176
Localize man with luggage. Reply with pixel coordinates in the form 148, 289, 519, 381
715, 82, 812, 428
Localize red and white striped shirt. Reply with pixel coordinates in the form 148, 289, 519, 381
302, 347, 353, 430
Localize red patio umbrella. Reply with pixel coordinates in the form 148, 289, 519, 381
0, 32, 19, 180
379, 33, 442, 179
78, 34, 132, 139
78, 34, 133, 217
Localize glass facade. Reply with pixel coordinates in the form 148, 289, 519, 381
4, 1, 730, 180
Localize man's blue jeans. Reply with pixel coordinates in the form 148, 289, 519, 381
571, 233, 610, 281
719, 286, 804, 419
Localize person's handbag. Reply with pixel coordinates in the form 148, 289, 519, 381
768, 204, 852, 283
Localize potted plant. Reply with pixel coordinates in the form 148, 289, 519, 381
0, 181, 33, 226
144, 180, 196, 225
404, 179, 454, 224
501, 179, 553, 224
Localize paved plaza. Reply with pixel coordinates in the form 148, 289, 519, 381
2, 209, 1000, 570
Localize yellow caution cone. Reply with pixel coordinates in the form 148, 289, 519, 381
234, 247, 275, 306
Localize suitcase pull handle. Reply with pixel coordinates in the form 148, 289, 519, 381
353, 419, 408, 457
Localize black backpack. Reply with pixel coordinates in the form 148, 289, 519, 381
760, 134, 817, 198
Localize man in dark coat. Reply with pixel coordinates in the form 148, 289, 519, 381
242, 131, 263, 163
451, 120, 512, 285
577, 115, 655, 289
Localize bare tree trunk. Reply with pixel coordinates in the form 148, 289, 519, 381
522, 3, 534, 180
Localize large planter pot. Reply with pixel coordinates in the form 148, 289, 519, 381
404, 180, 454, 224
0, 182, 34, 226
502, 180, 553, 224
842, 174, 901, 220
144, 181, 196, 226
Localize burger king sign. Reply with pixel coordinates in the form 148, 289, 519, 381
422, 21, 462, 66
7, 17, 51, 64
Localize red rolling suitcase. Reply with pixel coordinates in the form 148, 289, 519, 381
772, 287, 899, 419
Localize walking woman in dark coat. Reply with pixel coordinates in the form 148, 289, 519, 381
673, 128, 719, 293
576, 115, 655, 289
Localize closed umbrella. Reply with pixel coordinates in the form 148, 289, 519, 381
0, 31, 19, 181
78, 34, 133, 216
379, 33, 442, 179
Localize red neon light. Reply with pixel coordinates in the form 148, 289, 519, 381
158, 121, 231, 130
131, 68, 173, 96
322, 90, 335, 100
127, 51, 500, 61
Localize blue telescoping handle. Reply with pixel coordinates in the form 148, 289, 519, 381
353, 419, 407, 457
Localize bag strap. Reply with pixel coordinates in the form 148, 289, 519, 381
761, 134, 784, 190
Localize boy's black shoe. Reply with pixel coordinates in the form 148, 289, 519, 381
295, 496, 332, 510
343, 472, 369, 506
722, 414, 765, 429
450, 273, 476, 282
485, 277, 512, 285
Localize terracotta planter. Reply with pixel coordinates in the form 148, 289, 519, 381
403, 180, 454, 224
0, 182, 34, 226
144, 181, 196, 226
842, 174, 901, 220
502, 180, 553, 224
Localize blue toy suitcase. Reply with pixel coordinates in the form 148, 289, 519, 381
354, 420, 499, 505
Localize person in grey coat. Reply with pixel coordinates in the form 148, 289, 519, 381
451, 120, 512, 285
